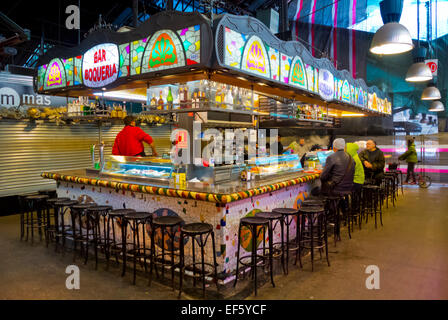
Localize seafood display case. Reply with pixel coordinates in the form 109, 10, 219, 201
101, 156, 175, 185
247, 154, 303, 180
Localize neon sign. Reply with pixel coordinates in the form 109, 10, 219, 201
82, 43, 119, 88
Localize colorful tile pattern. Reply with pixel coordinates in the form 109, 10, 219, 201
290, 56, 307, 90
43, 58, 66, 91
280, 53, 292, 84
118, 43, 130, 78
54, 174, 313, 278
141, 29, 185, 74
223, 27, 245, 68
36, 64, 47, 91
41, 172, 319, 204
63, 57, 74, 86
267, 46, 280, 81
241, 35, 270, 78
177, 25, 201, 65
130, 38, 149, 75
74, 56, 83, 85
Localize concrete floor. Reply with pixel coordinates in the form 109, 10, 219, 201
1, 186, 448, 300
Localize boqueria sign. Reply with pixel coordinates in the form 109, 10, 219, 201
34, 11, 391, 115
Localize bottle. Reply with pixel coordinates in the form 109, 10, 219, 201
215, 86, 222, 108
178, 86, 184, 108
167, 87, 173, 110
193, 92, 198, 108
158, 91, 164, 110
117, 105, 123, 118
150, 94, 157, 109
225, 86, 233, 110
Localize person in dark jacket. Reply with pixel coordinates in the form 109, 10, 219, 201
320, 138, 355, 195
359, 139, 385, 185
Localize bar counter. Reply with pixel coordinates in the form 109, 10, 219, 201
41, 169, 319, 283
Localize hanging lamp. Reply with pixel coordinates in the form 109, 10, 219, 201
428, 100, 444, 112
405, 1, 432, 82
421, 82, 441, 100
370, 0, 414, 55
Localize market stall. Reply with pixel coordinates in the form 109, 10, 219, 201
34, 11, 391, 282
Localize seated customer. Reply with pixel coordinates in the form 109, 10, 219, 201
320, 138, 355, 196
359, 139, 385, 185
346, 142, 365, 192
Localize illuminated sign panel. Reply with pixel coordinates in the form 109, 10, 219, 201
82, 43, 119, 88
318, 69, 334, 101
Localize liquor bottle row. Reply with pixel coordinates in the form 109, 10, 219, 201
145, 80, 260, 112
66, 97, 127, 118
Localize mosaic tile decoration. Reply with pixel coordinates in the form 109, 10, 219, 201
43, 58, 66, 91
36, 64, 47, 91
280, 53, 292, 84
241, 35, 270, 79
130, 38, 149, 75
73, 56, 83, 85
141, 29, 186, 74
223, 27, 246, 69
177, 25, 201, 65
42, 172, 319, 204
63, 57, 74, 86
267, 46, 280, 81
305, 64, 319, 93
118, 43, 130, 78
56, 177, 312, 278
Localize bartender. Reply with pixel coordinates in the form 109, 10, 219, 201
112, 115, 159, 157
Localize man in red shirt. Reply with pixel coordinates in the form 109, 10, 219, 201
112, 115, 159, 157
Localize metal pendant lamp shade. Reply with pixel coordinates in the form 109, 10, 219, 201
370, 23, 414, 55
406, 48, 432, 82
405, 62, 432, 82
421, 83, 441, 100
370, 0, 414, 55
428, 101, 444, 112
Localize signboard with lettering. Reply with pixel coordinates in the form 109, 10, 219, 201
425, 59, 438, 76
318, 69, 334, 101
82, 43, 119, 88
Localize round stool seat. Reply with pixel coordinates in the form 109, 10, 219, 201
109, 209, 136, 216
26, 194, 49, 201
272, 208, 299, 216
240, 216, 269, 225
72, 203, 96, 210
181, 222, 213, 235
303, 199, 324, 206
153, 216, 183, 226
87, 205, 113, 212
55, 200, 78, 206
324, 195, 343, 200
47, 197, 70, 204
124, 212, 152, 220
363, 185, 381, 190
255, 211, 283, 220
299, 206, 325, 214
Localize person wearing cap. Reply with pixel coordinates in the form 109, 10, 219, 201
112, 115, 158, 157
359, 139, 385, 185
320, 138, 355, 195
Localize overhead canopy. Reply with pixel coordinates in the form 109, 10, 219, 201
34, 11, 391, 116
